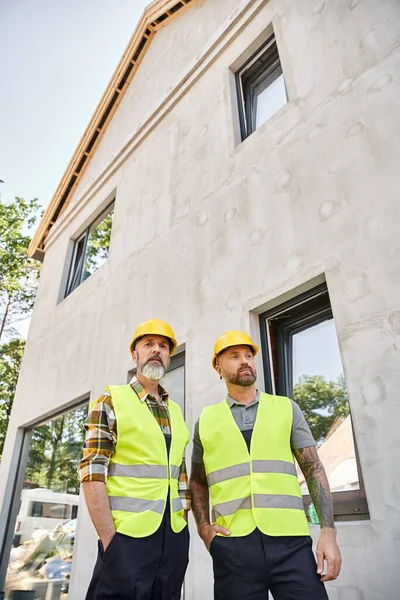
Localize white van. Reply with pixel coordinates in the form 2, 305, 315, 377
15, 488, 79, 544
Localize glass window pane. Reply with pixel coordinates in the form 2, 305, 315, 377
82, 208, 114, 281
255, 73, 287, 129
5, 405, 87, 599
67, 236, 86, 295
292, 318, 360, 493
160, 364, 185, 414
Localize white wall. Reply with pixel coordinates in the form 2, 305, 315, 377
1, 0, 400, 598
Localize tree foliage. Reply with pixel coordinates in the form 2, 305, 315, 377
25, 406, 87, 494
0, 194, 41, 341
82, 210, 113, 281
0, 338, 25, 456
293, 374, 349, 445
0, 188, 42, 457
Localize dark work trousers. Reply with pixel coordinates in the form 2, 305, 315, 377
210, 428, 328, 600
85, 435, 189, 600
210, 530, 328, 600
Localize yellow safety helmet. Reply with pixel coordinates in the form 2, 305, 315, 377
130, 319, 177, 355
212, 330, 258, 369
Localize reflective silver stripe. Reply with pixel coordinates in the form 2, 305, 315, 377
109, 496, 165, 514
252, 460, 297, 477
207, 463, 250, 487
108, 464, 167, 478
172, 497, 183, 513
253, 494, 304, 510
212, 496, 252, 519
170, 465, 180, 480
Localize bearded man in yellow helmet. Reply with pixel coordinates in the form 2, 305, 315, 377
190, 330, 341, 600
80, 319, 190, 600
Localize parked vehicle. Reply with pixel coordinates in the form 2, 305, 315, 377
14, 489, 79, 544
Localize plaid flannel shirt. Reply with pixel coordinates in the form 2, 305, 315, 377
79, 376, 190, 510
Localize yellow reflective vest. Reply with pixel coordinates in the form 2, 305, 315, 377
104, 385, 190, 537
199, 392, 309, 537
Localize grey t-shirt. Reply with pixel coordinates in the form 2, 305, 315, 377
192, 391, 315, 464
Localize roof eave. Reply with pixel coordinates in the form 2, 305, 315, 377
28, 0, 196, 260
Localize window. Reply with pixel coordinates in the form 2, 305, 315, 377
259, 284, 369, 521
236, 34, 287, 140
65, 201, 114, 296
160, 352, 185, 415
1, 403, 87, 596
30, 501, 70, 519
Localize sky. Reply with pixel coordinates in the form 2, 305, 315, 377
0, 0, 150, 207
293, 319, 344, 384
0, 0, 150, 337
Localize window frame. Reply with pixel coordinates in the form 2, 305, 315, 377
236, 34, 287, 140
259, 284, 369, 521
65, 200, 115, 297
164, 351, 186, 417
0, 396, 89, 592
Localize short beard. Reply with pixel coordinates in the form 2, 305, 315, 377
139, 362, 165, 381
226, 370, 256, 387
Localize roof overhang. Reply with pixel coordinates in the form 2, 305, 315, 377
29, 0, 196, 260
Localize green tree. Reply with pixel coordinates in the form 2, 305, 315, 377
293, 374, 349, 445
25, 406, 87, 493
0, 338, 25, 457
0, 194, 41, 341
82, 210, 113, 281
0, 187, 41, 456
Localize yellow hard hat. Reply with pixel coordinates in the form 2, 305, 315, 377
212, 330, 258, 369
130, 319, 177, 355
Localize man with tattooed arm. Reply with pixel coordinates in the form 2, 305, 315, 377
190, 330, 341, 600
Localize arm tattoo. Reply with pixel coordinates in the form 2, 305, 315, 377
189, 461, 211, 531
294, 446, 335, 528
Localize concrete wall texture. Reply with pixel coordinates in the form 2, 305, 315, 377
1, 0, 400, 598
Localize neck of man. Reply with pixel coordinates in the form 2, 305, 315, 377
226, 382, 257, 406
136, 372, 160, 400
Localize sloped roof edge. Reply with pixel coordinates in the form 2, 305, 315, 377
29, 0, 197, 260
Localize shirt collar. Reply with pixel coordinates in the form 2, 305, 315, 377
226, 390, 260, 408
129, 375, 169, 403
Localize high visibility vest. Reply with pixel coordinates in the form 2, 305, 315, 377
104, 385, 190, 537
199, 392, 309, 537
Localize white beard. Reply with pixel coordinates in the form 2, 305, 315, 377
140, 362, 165, 381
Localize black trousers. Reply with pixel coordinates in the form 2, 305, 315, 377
211, 529, 328, 600
85, 512, 189, 600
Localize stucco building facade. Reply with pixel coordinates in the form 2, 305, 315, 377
1, 0, 400, 598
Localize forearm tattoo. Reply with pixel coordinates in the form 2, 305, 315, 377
189, 461, 211, 530
294, 446, 335, 528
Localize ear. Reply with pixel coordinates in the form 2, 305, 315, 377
132, 350, 138, 364
215, 362, 223, 380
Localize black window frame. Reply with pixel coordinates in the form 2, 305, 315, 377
0, 397, 89, 593
259, 284, 369, 521
65, 200, 115, 297
236, 34, 287, 140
